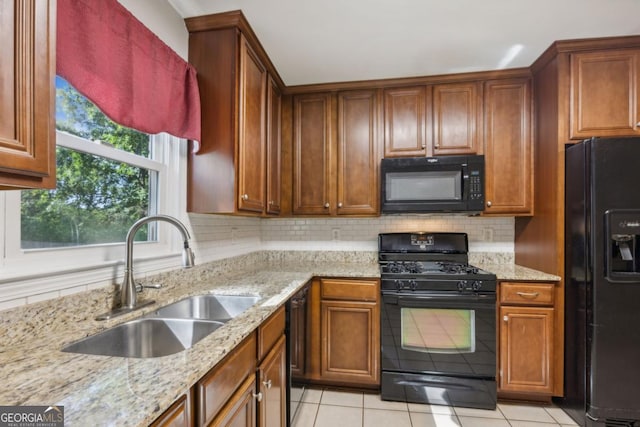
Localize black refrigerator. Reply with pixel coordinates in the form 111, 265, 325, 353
559, 137, 640, 426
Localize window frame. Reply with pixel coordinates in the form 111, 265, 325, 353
0, 129, 188, 303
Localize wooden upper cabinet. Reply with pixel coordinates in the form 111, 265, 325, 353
337, 90, 379, 215
570, 49, 640, 138
0, 0, 55, 189
292, 93, 332, 215
186, 15, 283, 216
432, 82, 482, 155
383, 86, 429, 157
237, 37, 267, 213
266, 76, 282, 215
483, 78, 533, 215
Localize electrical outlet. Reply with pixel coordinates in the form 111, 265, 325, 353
332, 228, 341, 241
482, 227, 494, 242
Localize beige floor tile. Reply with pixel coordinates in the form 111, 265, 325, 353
410, 412, 461, 426
408, 402, 455, 414
315, 405, 363, 427
544, 407, 578, 425
301, 388, 323, 404
292, 402, 319, 427
363, 408, 412, 427
454, 406, 506, 419
363, 394, 408, 411
499, 403, 557, 423
459, 416, 512, 427
320, 390, 363, 408
509, 421, 562, 427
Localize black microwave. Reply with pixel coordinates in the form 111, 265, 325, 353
380, 155, 485, 213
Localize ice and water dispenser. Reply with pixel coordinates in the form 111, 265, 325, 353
606, 209, 640, 281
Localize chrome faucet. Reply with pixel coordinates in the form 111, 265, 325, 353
96, 215, 195, 320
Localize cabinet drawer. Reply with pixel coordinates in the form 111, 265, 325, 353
258, 306, 285, 361
197, 332, 257, 426
500, 282, 554, 306
320, 278, 379, 302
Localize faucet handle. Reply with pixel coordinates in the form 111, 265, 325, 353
135, 283, 163, 293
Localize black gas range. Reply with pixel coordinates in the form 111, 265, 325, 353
379, 232, 498, 410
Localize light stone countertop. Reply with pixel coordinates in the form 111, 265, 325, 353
0, 250, 557, 426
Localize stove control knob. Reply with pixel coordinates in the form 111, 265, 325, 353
394, 280, 402, 291
472, 281, 482, 291
409, 280, 417, 291
457, 280, 468, 291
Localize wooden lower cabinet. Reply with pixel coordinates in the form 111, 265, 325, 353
151, 306, 288, 427
257, 335, 286, 427
498, 282, 555, 396
306, 278, 380, 388
151, 391, 194, 427
212, 374, 257, 427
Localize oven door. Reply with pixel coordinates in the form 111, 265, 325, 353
381, 291, 497, 409
381, 291, 496, 379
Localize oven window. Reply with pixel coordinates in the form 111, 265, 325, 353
401, 308, 475, 354
385, 171, 461, 201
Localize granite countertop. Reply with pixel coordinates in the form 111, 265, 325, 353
0, 251, 557, 426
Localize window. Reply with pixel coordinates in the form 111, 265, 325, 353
0, 77, 186, 298
21, 77, 162, 249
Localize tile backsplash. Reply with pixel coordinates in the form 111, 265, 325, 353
0, 213, 513, 309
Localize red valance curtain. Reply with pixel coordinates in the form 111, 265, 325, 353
56, 0, 201, 143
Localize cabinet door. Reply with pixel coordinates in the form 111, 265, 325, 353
570, 50, 640, 138
0, 0, 55, 189
433, 82, 482, 155
483, 78, 533, 215
337, 90, 379, 215
320, 299, 380, 386
237, 35, 267, 213
150, 391, 193, 427
266, 76, 282, 215
211, 374, 257, 427
292, 93, 332, 215
258, 335, 286, 427
383, 86, 429, 157
499, 306, 554, 394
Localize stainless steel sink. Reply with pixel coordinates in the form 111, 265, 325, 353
61, 318, 224, 358
147, 294, 260, 322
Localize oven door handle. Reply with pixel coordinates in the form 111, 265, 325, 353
385, 294, 496, 310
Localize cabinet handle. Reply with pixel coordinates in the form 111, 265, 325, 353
486, 201, 492, 207
253, 392, 263, 402
516, 291, 540, 299
242, 194, 249, 201
503, 315, 508, 322
337, 202, 343, 208
263, 379, 272, 389
324, 202, 330, 208
268, 200, 274, 205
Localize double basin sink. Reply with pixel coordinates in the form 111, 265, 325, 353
62, 295, 260, 358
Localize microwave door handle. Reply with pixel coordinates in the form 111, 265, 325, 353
462, 164, 470, 201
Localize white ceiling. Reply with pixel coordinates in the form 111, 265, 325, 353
168, 0, 640, 86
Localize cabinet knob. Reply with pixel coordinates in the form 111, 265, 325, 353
268, 200, 274, 205
337, 202, 343, 208
242, 194, 249, 201
486, 201, 492, 207
434, 143, 440, 149
263, 379, 272, 389
503, 315, 508, 322
253, 392, 263, 402
421, 142, 426, 149
324, 202, 330, 208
